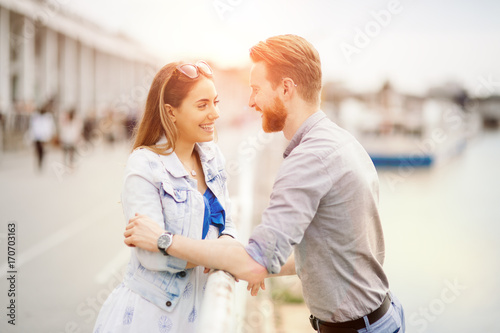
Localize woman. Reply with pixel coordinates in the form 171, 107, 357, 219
93, 60, 237, 333
59, 109, 82, 169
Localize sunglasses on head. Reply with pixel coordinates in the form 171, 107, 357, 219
176, 60, 213, 79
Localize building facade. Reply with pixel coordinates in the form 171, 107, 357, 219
0, 0, 160, 149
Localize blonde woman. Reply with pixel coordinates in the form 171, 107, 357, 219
93, 60, 236, 333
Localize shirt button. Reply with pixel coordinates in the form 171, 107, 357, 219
179, 271, 186, 278
166, 301, 172, 307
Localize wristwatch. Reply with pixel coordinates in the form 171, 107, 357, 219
157, 232, 173, 256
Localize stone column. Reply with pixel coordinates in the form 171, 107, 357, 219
94, 51, 110, 112
109, 55, 121, 109
18, 16, 36, 105
39, 27, 58, 104
0, 7, 11, 114
78, 44, 95, 116
59, 35, 78, 112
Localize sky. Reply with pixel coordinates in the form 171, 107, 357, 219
64, 0, 500, 96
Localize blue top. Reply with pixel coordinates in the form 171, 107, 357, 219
202, 187, 226, 239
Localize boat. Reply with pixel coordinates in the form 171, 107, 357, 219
335, 84, 480, 168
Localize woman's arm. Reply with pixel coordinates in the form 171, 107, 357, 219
122, 151, 193, 272
124, 214, 268, 284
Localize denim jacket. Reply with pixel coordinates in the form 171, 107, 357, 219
121, 140, 237, 312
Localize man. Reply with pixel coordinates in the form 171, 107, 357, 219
30, 104, 55, 171
124, 34, 405, 333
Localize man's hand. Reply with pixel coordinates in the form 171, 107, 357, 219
124, 213, 164, 252
247, 280, 266, 296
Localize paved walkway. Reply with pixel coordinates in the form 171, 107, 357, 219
0, 140, 130, 332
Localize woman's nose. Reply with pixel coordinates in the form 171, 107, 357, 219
208, 107, 219, 120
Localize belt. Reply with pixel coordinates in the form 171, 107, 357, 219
309, 294, 391, 333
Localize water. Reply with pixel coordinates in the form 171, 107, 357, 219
378, 130, 500, 332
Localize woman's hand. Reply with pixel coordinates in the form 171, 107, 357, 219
124, 213, 164, 252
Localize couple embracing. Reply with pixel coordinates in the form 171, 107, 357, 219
94, 34, 405, 333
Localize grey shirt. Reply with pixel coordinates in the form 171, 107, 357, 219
246, 111, 389, 322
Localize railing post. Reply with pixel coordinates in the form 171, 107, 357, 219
197, 269, 236, 333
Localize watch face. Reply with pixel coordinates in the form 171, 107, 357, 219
158, 233, 172, 250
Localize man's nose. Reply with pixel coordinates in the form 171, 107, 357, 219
248, 95, 256, 109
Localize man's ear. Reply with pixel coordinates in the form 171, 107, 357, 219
165, 104, 176, 123
282, 78, 297, 100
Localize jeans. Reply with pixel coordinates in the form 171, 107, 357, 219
357, 292, 405, 333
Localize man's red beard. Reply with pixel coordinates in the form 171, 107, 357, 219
257, 97, 287, 133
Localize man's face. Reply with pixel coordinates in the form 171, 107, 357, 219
249, 62, 287, 133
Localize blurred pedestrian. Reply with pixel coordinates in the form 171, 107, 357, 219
94, 60, 237, 333
83, 110, 97, 143
0, 111, 4, 154
102, 109, 118, 145
124, 108, 138, 140
29, 105, 55, 171
59, 109, 82, 169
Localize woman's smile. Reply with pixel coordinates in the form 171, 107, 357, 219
199, 122, 215, 133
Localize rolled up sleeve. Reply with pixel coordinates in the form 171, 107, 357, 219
122, 151, 187, 272
245, 148, 332, 274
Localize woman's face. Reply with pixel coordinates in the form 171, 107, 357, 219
171, 77, 220, 145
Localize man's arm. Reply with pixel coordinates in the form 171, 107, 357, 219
271, 253, 296, 277
247, 253, 296, 296
124, 214, 268, 284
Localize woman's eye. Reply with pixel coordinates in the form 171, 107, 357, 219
214, 100, 220, 106
198, 103, 207, 109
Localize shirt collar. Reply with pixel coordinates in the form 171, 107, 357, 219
195, 142, 216, 162
283, 110, 326, 158
155, 136, 217, 179
196, 142, 219, 182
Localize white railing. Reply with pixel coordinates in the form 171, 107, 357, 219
197, 270, 237, 332
197, 131, 260, 333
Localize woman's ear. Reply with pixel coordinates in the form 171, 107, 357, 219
165, 104, 176, 123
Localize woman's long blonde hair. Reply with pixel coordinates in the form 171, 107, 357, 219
132, 62, 212, 155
